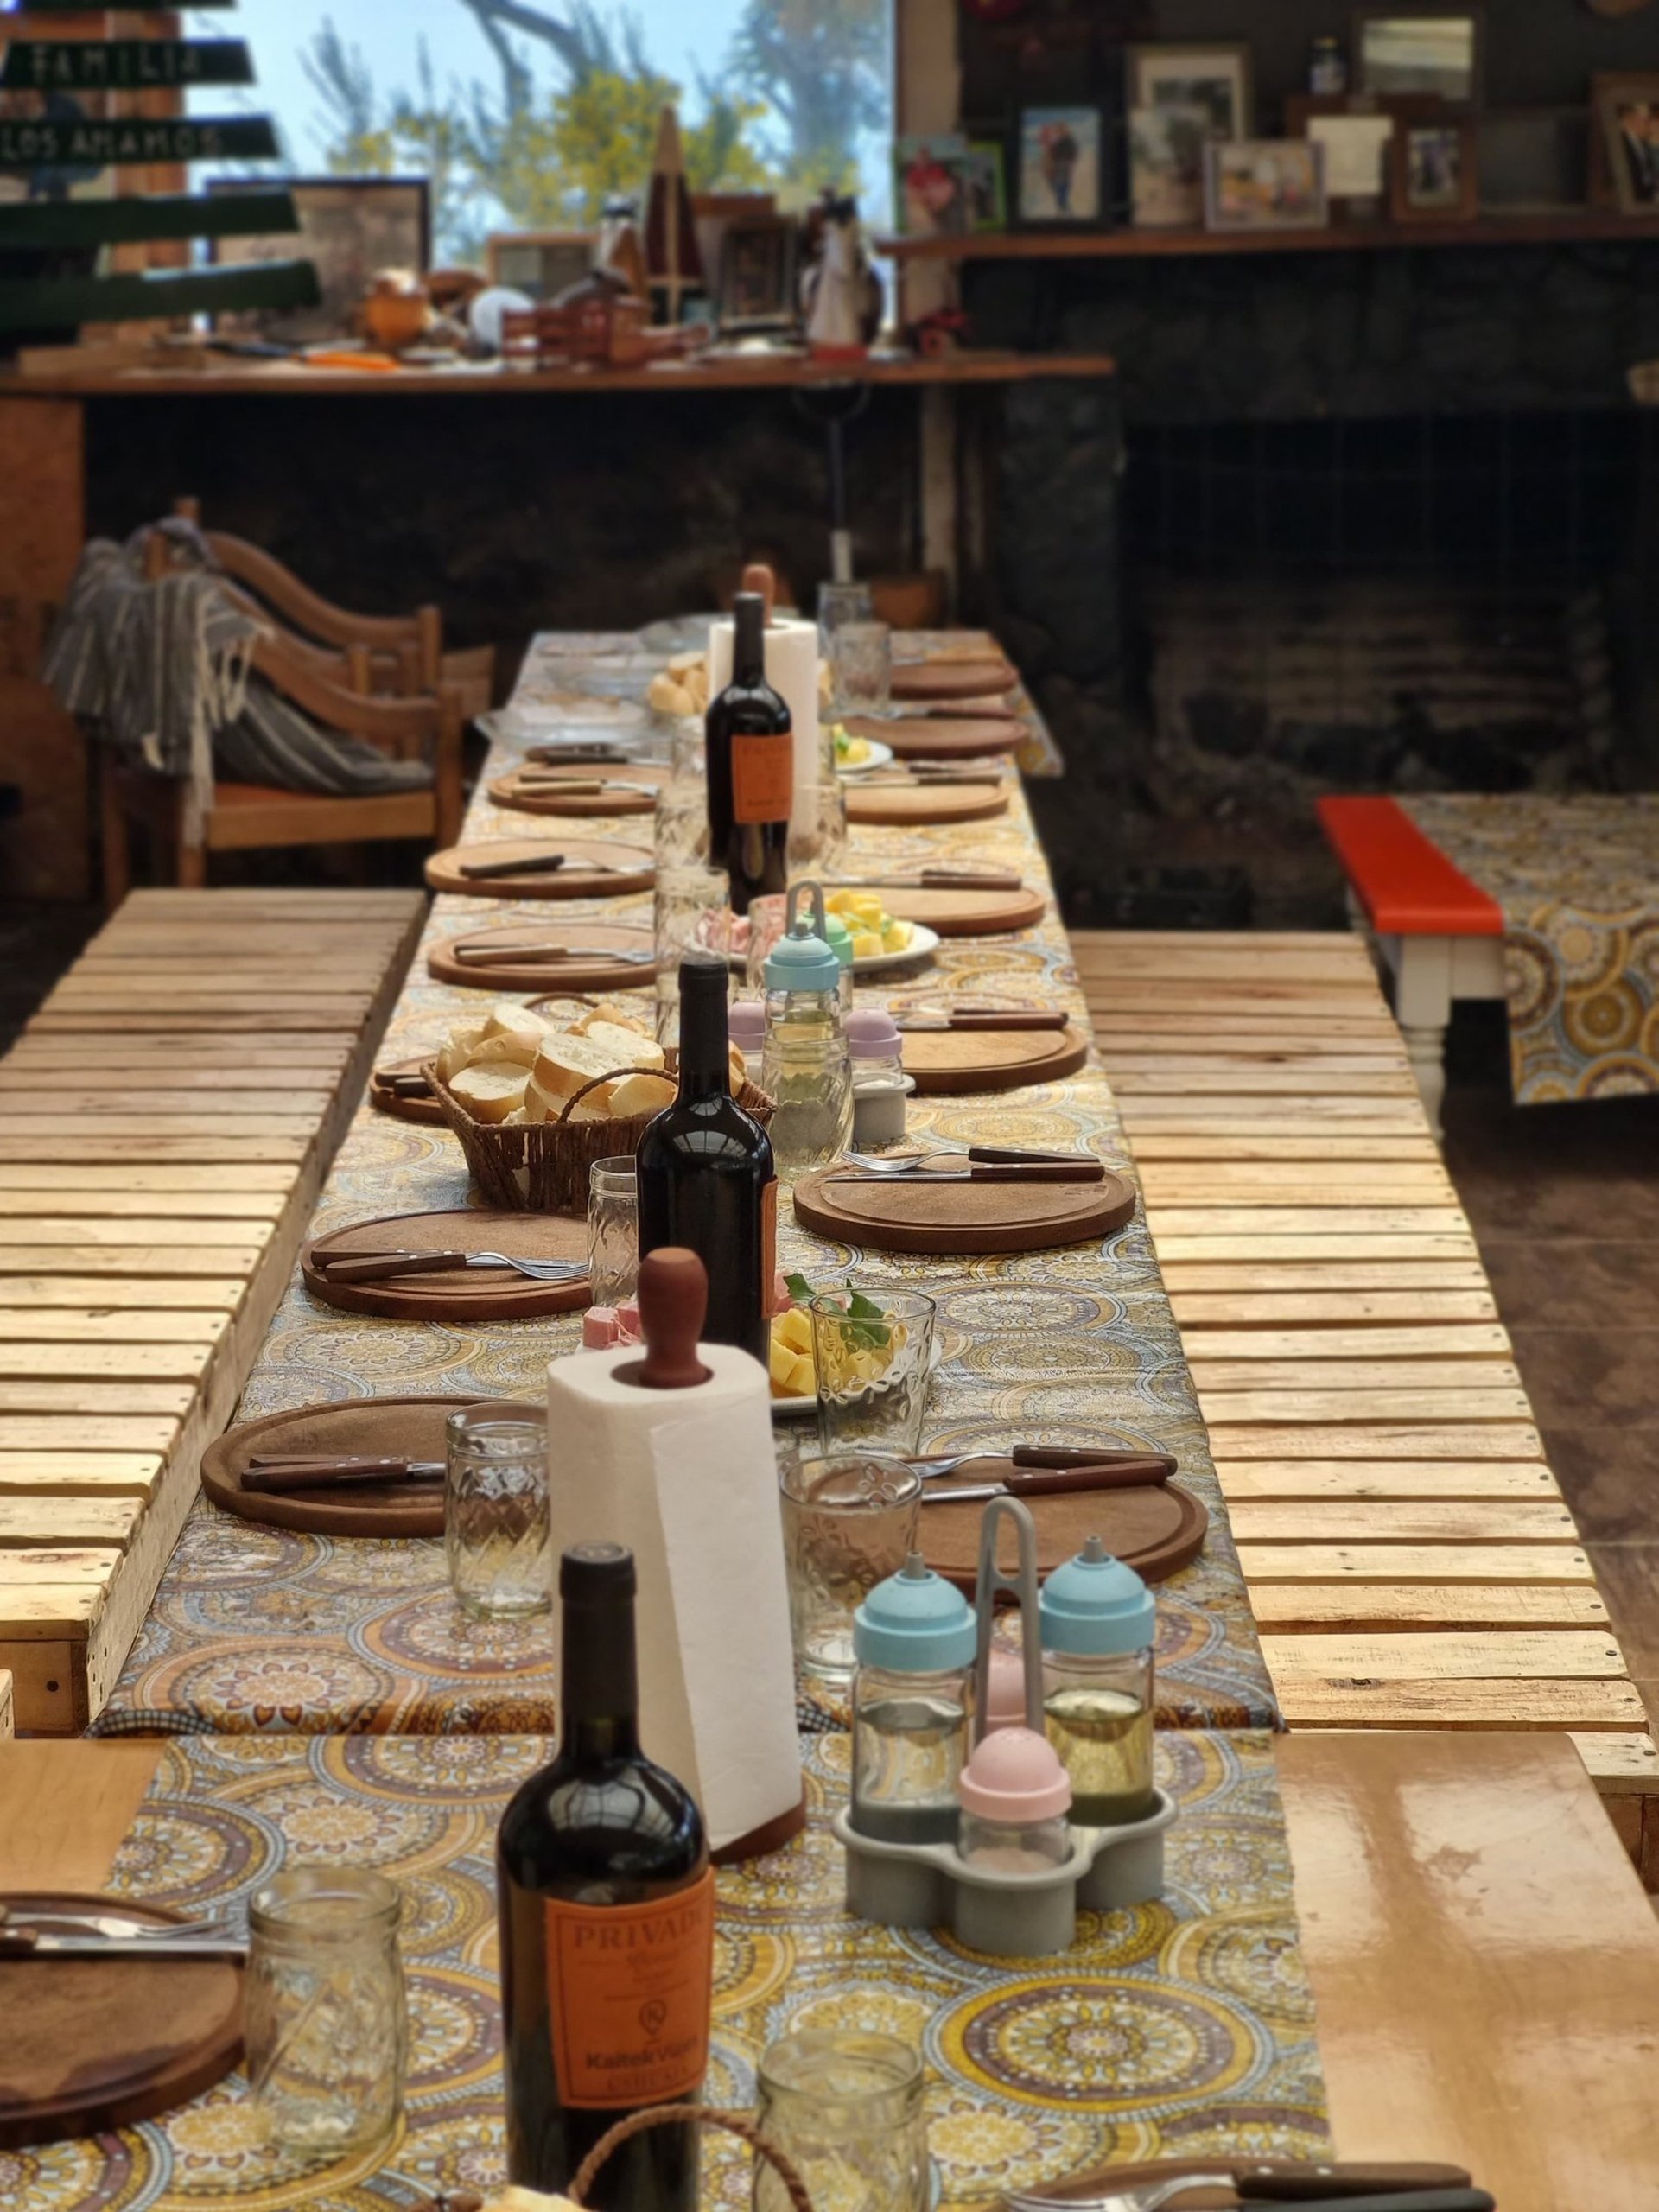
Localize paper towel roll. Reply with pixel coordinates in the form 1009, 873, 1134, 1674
708, 615, 828, 842
545, 1340, 802, 1854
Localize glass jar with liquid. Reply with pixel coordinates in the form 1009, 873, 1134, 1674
851, 1551, 977, 1845
1039, 1537, 1156, 1827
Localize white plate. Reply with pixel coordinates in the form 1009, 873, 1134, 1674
771, 1392, 818, 1421
850, 923, 940, 974
835, 739, 894, 775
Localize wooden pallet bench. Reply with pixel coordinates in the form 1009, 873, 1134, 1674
0, 888, 423, 1732
1079, 928, 1659, 1877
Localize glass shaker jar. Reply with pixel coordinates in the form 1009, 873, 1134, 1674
847, 1009, 913, 1149
761, 880, 853, 1171
728, 998, 766, 1090
956, 1726, 1073, 1873
851, 1550, 977, 1844
1039, 1535, 1157, 1826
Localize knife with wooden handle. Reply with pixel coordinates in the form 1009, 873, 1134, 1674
314, 1249, 473, 1284
924, 1462, 1174, 1504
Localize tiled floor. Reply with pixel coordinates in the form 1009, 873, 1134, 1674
1440, 1005, 1659, 1714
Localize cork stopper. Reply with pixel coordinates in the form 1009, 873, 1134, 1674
631, 1246, 713, 1389
741, 562, 777, 626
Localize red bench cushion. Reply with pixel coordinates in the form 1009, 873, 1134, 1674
1318, 796, 1503, 938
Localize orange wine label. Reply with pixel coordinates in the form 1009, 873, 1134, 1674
731, 730, 793, 825
760, 1177, 779, 1306
546, 1869, 715, 2109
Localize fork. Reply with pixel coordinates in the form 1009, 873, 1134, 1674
842, 1147, 1091, 1173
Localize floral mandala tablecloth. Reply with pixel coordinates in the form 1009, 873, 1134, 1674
1404, 792, 1659, 1103
108, 632, 1276, 1735
3, 1728, 1326, 2210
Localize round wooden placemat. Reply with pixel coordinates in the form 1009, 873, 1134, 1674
792, 1165, 1135, 1255
903, 1023, 1089, 1094
369, 1055, 448, 1125
424, 836, 655, 900
844, 714, 1025, 761
920, 1472, 1206, 1592
0, 1893, 243, 2149
427, 923, 658, 995
880, 882, 1047, 936
889, 659, 1017, 702
303, 1210, 590, 1322
203, 1394, 489, 1538
488, 763, 665, 817
844, 780, 1011, 828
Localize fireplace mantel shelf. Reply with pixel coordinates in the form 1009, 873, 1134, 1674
878, 210, 1659, 261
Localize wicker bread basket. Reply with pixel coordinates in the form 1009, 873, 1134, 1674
419, 2105, 813, 2211
425, 1052, 774, 1214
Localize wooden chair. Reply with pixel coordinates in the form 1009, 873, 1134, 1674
98, 554, 466, 903
171, 495, 496, 715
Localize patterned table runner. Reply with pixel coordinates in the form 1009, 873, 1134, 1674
1405, 793, 1659, 1103
107, 633, 1275, 1735
4, 1729, 1327, 2210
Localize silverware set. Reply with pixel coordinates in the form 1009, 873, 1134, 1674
0, 1902, 245, 1961
830, 1146, 1104, 1187
1001, 2169, 1488, 2212
449, 941, 656, 967
313, 1248, 588, 1287
458, 850, 627, 882
241, 1453, 446, 1495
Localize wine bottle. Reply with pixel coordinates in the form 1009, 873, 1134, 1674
705, 589, 792, 915
498, 1542, 713, 2211
638, 955, 777, 1368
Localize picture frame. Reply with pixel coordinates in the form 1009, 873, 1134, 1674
1297, 108, 1398, 200
1353, 10, 1484, 107
893, 135, 971, 238
485, 231, 595, 301
715, 213, 798, 333
208, 175, 430, 343
1477, 108, 1588, 212
1389, 112, 1478, 219
1204, 138, 1329, 233
1588, 73, 1659, 207
1128, 105, 1209, 229
965, 141, 1008, 232
1598, 84, 1659, 214
1125, 45, 1254, 144
1016, 105, 1104, 226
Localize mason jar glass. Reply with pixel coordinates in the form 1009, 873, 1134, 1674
445, 1402, 553, 1621
754, 2028, 928, 2212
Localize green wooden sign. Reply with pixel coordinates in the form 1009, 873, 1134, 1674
0, 115, 277, 169
0, 189, 296, 251
1, 41, 254, 92
0, 257, 321, 334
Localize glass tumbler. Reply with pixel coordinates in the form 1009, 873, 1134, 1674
587, 1154, 639, 1308
246, 1869, 406, 2157
817, 580, 875, 645
445, 1402, 553, 1621
778, 1452, 922, 1683
754, 2028, 929, 2212
830, 620, 892, 715
654, 858, 733, 1044
810, 1288, 938, 1459
787, 780, 849, 881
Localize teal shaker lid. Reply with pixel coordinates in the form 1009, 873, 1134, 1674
855, 1551, 976, 1672
765, 880, 842, 994
823, 912, 855, 968
1039, 1535, 1154, 1656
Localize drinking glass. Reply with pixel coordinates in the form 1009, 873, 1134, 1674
587, 1154, 639, 1307
445, 1402, 553, 1621
246, 1869, 406, 2157
778, 1452, 922, 1683
829, 621, 892, 715
742, 891, 790, 997
654, 774, 711, 868
655, 859, 734, 1044
810, 1287, 938, 1459
754, 2028, 929, 2212
788, 779, 849, 880
817, 580, 875, 645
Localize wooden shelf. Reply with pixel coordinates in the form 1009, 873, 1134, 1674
877, 210, 1659, 262
0, 346, 1116, 399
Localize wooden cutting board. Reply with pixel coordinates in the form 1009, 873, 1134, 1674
0, 1892, 243, 2148
920, 1469, 1206, 1592
902, 1023, 1089, 1094
369, 1055, 447, 1125
424, 836, 654, 900
845, 780, 1011, 828
844, 714, 1025, 761
889, 659, 1016, 702
879, 882, 1047, 936
202, 1394, 492, 1538
427, 923, 658, 995
793, 1165, 1136, 1255
488, 763, 665, 817
303, 1209, 590, 1322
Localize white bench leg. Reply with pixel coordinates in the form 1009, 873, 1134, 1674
1394, 937, 1453, 1141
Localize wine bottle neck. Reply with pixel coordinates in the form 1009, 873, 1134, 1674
733, 594, 766, 684
560, 1594, 641, 1763
677, 962, 732, 1097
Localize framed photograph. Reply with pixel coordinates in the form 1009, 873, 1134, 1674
1128, 105, 1209, 229
716, 214, 798, 333
893, 135, 971, 238
1016, 106, 1103, 225
1354, 11, 1483, 106
1599, 86, 1659, 214
1478, 108, 1588, 212
1285, 100, 1397, 200
964, 141, 1007, 232
1205, 138, 1329, 233
208, 175, 429, 343
1589, 73, 1659, 207
1390, 114, 1478, 218
1126, 45, 1254, 143
486, 231, 594, 300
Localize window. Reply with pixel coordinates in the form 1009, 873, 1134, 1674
205, 0, 892, 264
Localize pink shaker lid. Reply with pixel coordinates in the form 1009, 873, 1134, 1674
984, 1646, 1028, 1732
957, 1726, 1072, 1823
